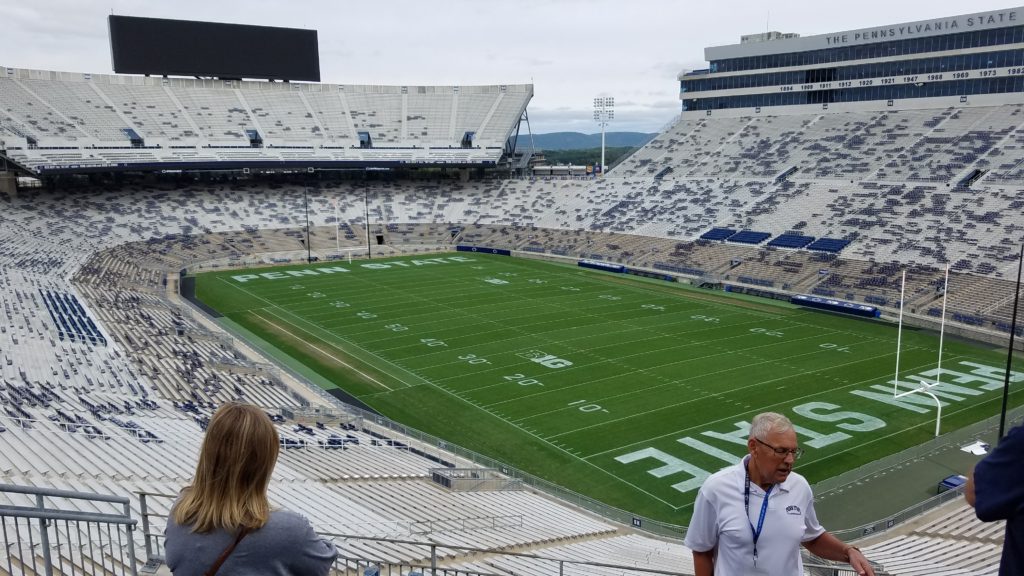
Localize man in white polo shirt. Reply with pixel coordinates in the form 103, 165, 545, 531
684, 412, 875, 576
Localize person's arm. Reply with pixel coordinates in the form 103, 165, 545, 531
973, 426, 1024, 522
684, 488, 717, 576
803, 532, 875, 576
964, 468, 976, 507
279, 512, 338, 576
692, 549, 714, 576
297, 521, 337, 576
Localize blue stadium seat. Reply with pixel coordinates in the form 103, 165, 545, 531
767, 234, 815, 249
39, 289, 107, 347
806, 238, 851, 253
699, 228, 737, 241
728, 231, 771, 244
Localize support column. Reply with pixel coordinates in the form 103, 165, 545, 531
0, 172, 17, 198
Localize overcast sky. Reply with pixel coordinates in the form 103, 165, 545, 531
1, 1, 1017, 133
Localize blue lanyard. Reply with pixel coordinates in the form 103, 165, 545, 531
744, 469, 773, 564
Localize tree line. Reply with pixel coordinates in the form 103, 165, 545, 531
538, 146, 638, 168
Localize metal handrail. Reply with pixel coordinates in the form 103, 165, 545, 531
0, 483, 139, 576
0, 507, 138, 525
322, 532, 693, 576
0, 483, 133, 504
139, 494, 691, 575
804, 560, 891, 576
831, 486, 968, 543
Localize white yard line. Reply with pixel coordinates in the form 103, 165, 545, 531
217, 270, 686, 508
531, 338, 871, 435
581, 354, 969, 460
485, 327, 847, 410
212, 260, 962, 513
217, 276, 430, 389
250, 309, 393, 392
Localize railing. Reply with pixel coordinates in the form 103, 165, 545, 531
408, 514, 524, 535
317, 533, 693, 576
7, 482, 899, 576
0, 483, 139, 576
830, 485, 968, 543
330, 405, 691, 539
849, 406, 1024, 488
804, 560, 891, 576
140, 492, 521, 560
138, 492, 168, 564
814, 404, 1024, 539
139, 495, 687, 576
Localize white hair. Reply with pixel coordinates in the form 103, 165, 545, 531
749, 412, 794, 440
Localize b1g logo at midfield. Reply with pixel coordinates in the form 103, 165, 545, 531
517, 350, 573, 369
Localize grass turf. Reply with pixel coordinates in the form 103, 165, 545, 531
194, 253, 1022, 524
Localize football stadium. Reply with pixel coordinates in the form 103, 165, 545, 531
1, 5, 1024, 575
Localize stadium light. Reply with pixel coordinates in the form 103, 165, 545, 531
334, 197, 340, 254
593, 97, 614, 176
364, 189, 372, 260
303, 185, 312, 263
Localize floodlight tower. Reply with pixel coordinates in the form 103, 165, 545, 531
593, 96, 614, 176
303, 185, 312, 263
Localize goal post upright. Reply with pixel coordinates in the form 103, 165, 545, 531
892, 264, 951, 437
935, 263, 950, 390
893, 269, 906, 398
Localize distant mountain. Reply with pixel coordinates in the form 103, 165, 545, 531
515, 132, 656, 151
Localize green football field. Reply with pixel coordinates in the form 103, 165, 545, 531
194, 253, 1022, 525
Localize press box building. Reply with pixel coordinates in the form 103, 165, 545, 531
679, 7, 1024, 114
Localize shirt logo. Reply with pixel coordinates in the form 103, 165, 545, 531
786, 505, 802, 515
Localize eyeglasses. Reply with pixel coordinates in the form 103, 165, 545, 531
755, 437, 804, 459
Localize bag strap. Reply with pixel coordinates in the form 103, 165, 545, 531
204, 527, 251, 576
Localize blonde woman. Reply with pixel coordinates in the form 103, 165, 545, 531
165, 402, 337, 575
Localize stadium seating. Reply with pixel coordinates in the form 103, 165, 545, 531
448, 534, 693, 575
0, 167, 1021, 354
7, 63, 1024, 575
0, 67, 531, 170
728, 230, 772, 244
768, 234, 815, 249
699, 228, 737, 241
0, 181, 694, 574
859, 500, 1004, 575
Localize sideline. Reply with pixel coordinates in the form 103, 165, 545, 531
250, 308, 393, 392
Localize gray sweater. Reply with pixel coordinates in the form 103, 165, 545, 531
165, 509, 337, 576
